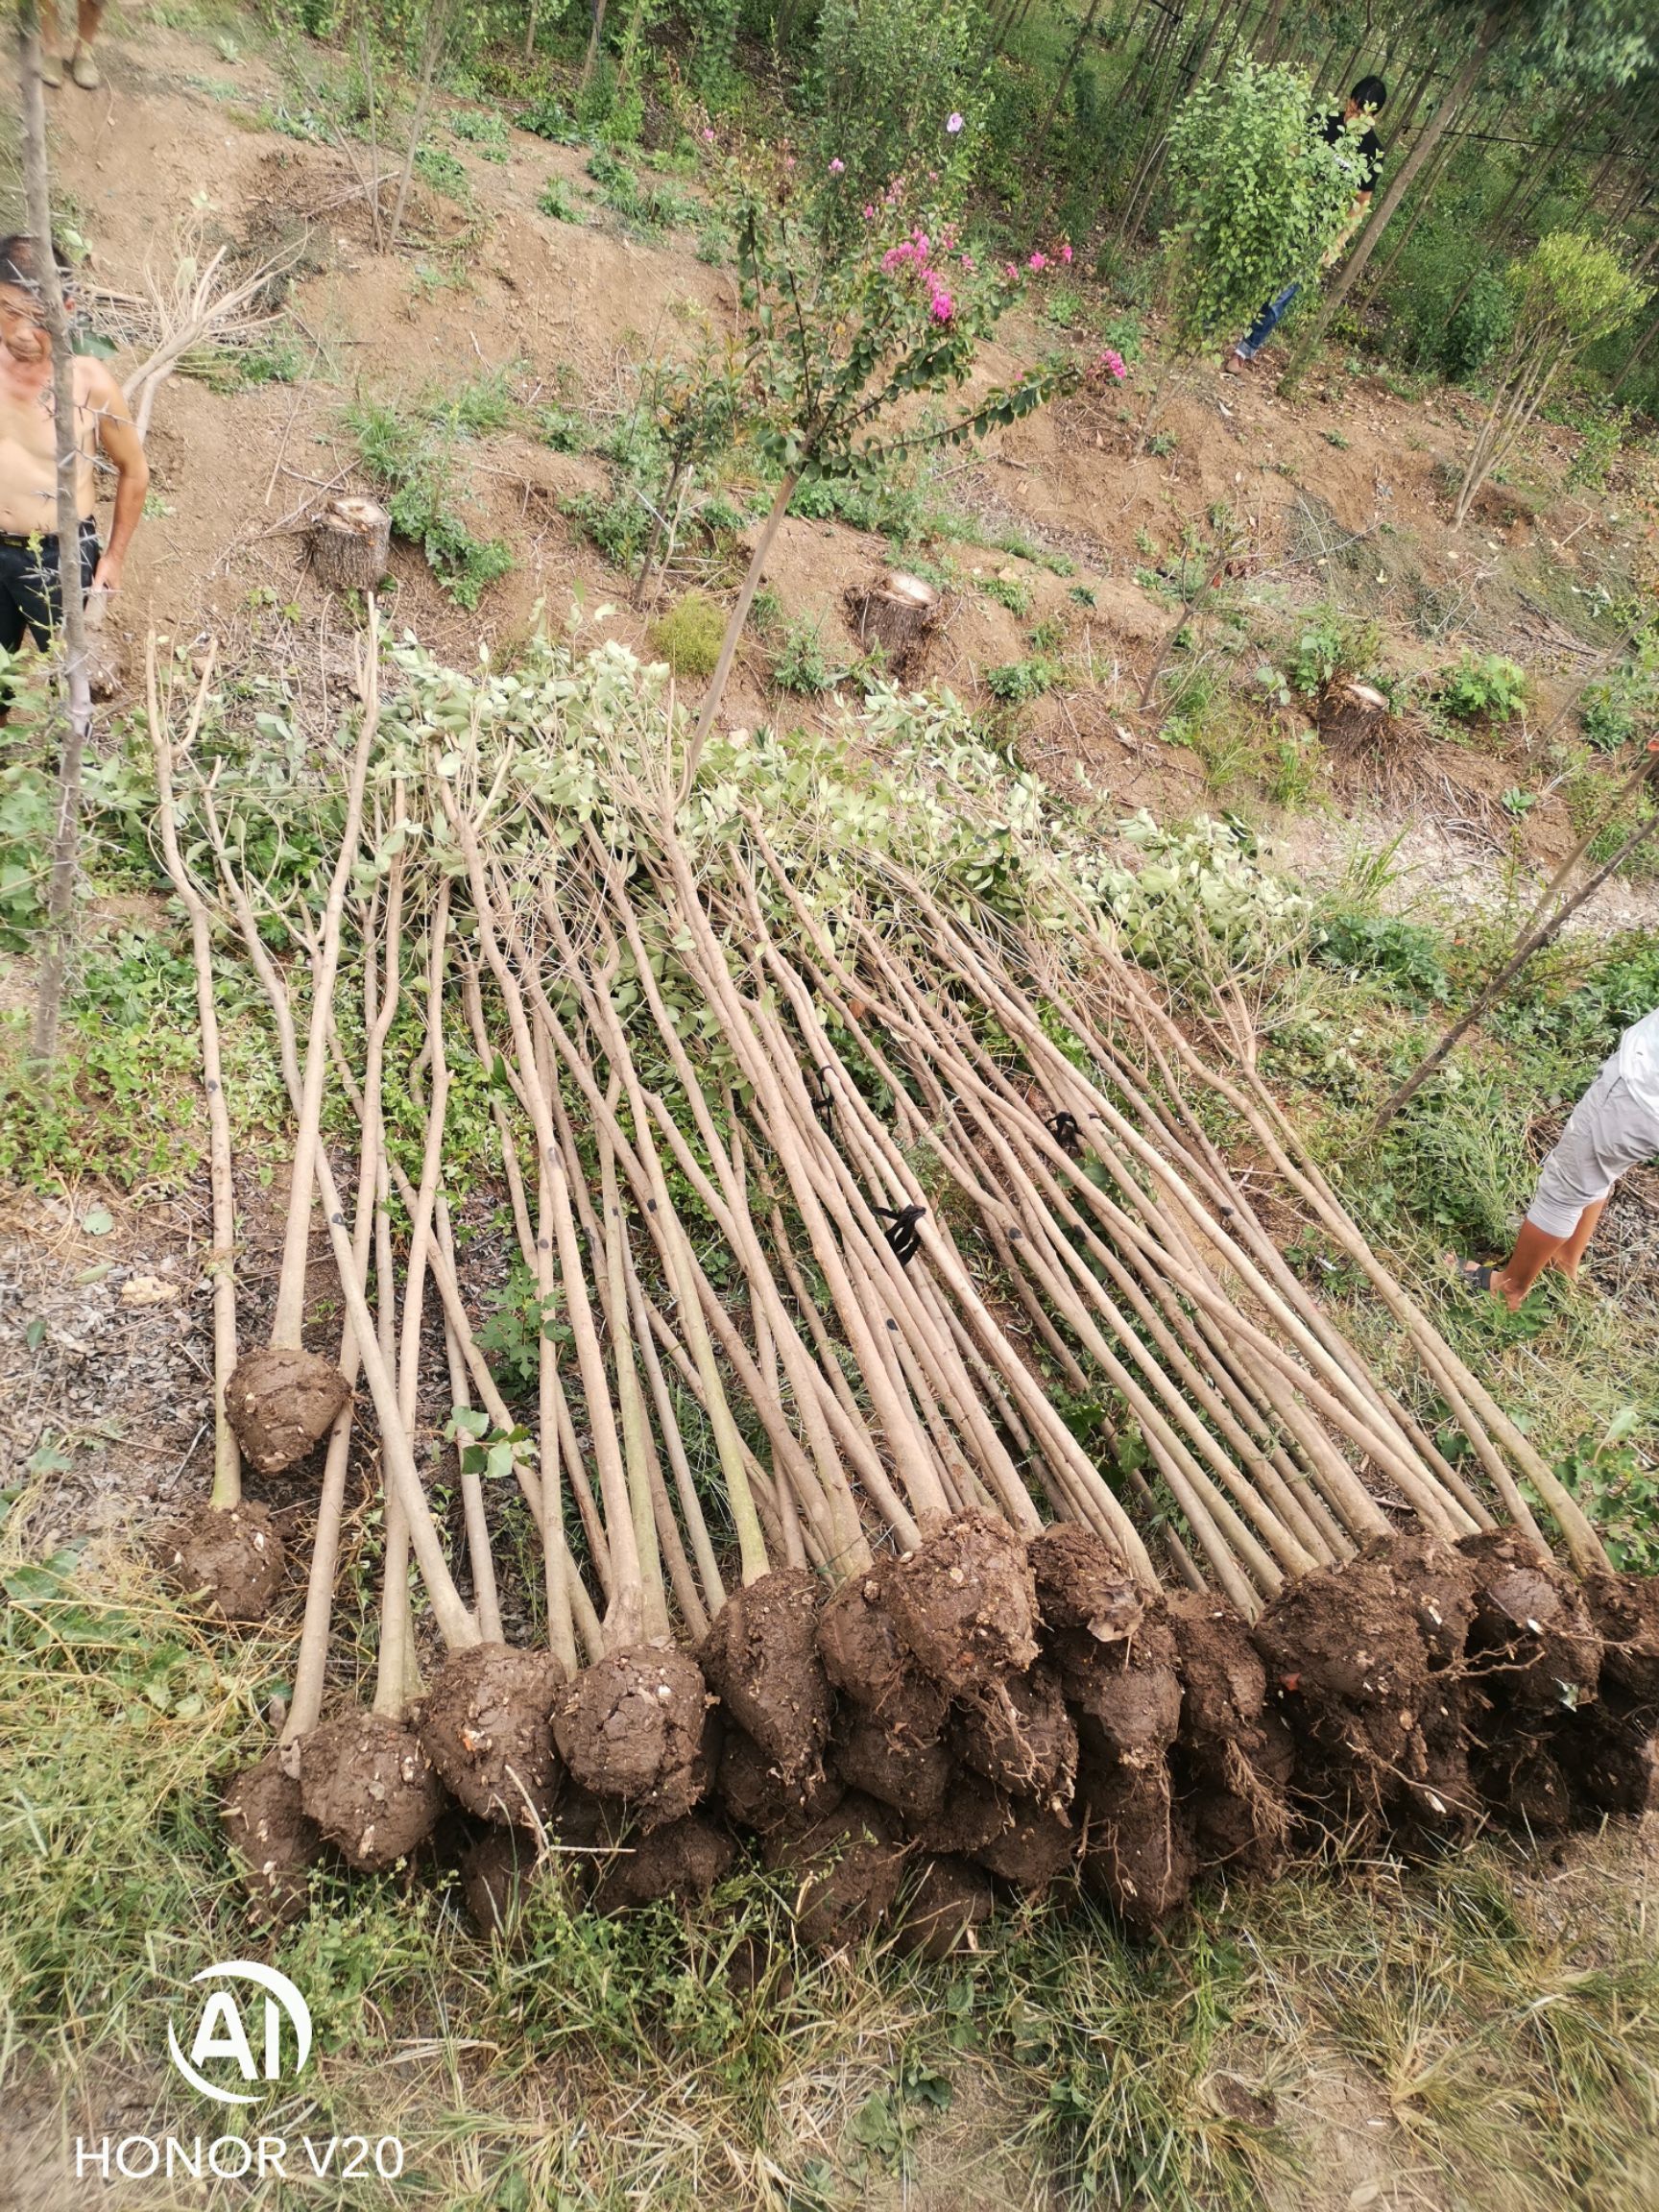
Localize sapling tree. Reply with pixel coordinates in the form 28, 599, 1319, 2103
678, 171, 1075, 795
633, 343, 741, 609
1151, 60, 1358, 423
1453, 232, 1648, 526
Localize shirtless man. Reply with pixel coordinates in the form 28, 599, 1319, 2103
0, 234, 147, 714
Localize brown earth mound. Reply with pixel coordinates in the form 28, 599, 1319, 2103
551, 1646, 711, 1829
1078, 1759, 1197, 1935
887, 1512, 1040, 1687
1585, 1572, 1659, 1716
765, 1791, 903, 1949
718, 1724, 844, 1836
224, 1344, 351, 1475
952, 1663, 1078, 1802
1029, 1523, 1145, 1641
1055, 1598, 1184, 1770
904, 1768, 1014, 1858
298, 1710, 445, 1871
972, 1795, 1077, 1894
894, 1856, 996, 1961
700, 1568, 834, 1782
590, 1815, 735, 1913
1471, 1730, 1575, 1836
414, 1643, 566, 1827
1384, 1530, 1479, 1672
221, 1748, 321, 1921
832, 1711, 953, 1819
460, 1824, 541, 1941
817, 1561, 951, 1736
164, 1500, 286, 1622
1459, 1531, 1602, 1722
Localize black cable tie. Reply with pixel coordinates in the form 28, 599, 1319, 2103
870, 1201, 926, 1267
1047, 1110, 1082, 1157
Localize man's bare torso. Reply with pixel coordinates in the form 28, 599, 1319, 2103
0, 353, 102, 535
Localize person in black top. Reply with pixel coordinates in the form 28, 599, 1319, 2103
1223, 76, 1386, 374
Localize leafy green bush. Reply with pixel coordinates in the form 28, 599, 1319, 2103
1440, 266, 1515, 381
519, 93, 575, 141
1437, 654, 1527, 724
649, 590, 727, 678
538, 176, 588, 225
1161, 60, 1356, 367
812, 0, 988, 227
773, 617, 846, 694
1314, 909, 1451, 1003
1101, 811, 1311, 981
447, 108, 509, 156
981, 574, 1032, 617
349, 401, 514, 610
413, 143, 469, 201
984, 656, 1061, 704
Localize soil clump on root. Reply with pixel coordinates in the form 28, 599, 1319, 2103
765, 1791, 903, 1949
887, 1512, 1039, 1689
414, 1643, 566, 1827
552, 1647, 711, 1829
1584, 1572, 1659, 1717
1078, 1760, 1196, 1934
718, 1724, 844, 1835
952, 1662, 1077, 1803
817, 1558, 951, 1735
700, 1568, 834, 1783
1054, 1598, 1183, 1771
1029, 1524, 1145, 1642
894, 1856, 995, 1960
832, 1710, 953, 1819
590, 1815, 735, 1913
1458, 1530, 1602, 1723
224, 1345, 351, 1475
298, 1711, 445, 1871
221, 1749, 322, 1921
459, 1824, 541, 1942
164, 1501, 285, 1622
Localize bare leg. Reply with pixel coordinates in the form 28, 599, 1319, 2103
38, 0, 65, 81
69, 0, 104, 86
1551, 1196, 1608, 1282
1489, 1218, 1569, 1310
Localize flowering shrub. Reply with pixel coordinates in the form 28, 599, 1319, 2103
812, 0, 987, 232
673, 162, 1076, 783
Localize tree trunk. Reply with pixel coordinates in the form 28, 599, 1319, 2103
1029, 0, 1109, 172
19, 3, 92, 1070
1372, 757, 1659, 1134
1278, 18, 1500, 396
308, 497, 393, 592
680, 474, 796, 802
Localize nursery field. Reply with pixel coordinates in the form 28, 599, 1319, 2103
2, 1, 1659, 2208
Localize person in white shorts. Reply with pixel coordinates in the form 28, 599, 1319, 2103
1453, 1005, 1659, 1310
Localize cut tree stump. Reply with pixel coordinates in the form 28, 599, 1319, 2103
307, 498, 392, 594
1316, 679, 1390, 750
847, 571, 941, 682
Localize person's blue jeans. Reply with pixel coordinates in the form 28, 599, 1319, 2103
1236, 283, 1300, 361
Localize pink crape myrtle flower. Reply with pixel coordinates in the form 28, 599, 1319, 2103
1059, 242, 1073, 264
702, 128, 715, 142
947, 112, 964, 132
863, 204, 876, 220
1027, 252, 1047, 273
1094, 348, 1128, 380
829, 157, 845, 175
930, 292, 954, 322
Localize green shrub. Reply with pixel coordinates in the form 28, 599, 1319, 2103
519, 93, 575, 141
413, 144, 469, 201
447, 108, 509, 156
812, 0, 987, 227
1437, 654, 1527, 724
349, 401, 513, 610
981, 574, 1032, 617
649, 590, 726, 678
1440, 267, 1514, 381
538, 176, 588, 224
1314, 909, 1451, 1004
984, 655, 1061, 704
773, 617, 845, 694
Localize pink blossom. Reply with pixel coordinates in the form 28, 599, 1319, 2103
829, 157, 845, 175
929, 290, 954, 322
1094, 348, 1128, 381
1059, 242, 1073, 265
863, 203, 876, 220
1027, 252, 1047, 273
1002, 260, 1019, 280
702, 128, 715, 142
960, 252, 975, 271
947, 112, 964, 133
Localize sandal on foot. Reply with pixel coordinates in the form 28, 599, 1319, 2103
1446, 1254, 1498, 1299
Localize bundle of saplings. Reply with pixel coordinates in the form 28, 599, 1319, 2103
143, 619, 1658, 1946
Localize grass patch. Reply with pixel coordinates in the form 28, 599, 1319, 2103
649, 589, 726, 678
349, 397, 514, 610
